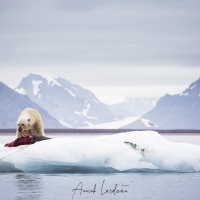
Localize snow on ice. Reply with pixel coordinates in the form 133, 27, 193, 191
0, 131, 200, 173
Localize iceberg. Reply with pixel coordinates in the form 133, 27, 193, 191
0, 131, 200, 173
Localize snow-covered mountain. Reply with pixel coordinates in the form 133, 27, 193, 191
82, 116, 139, 129
123, 78, 200, 129
109, 97, 157, 118
16, 73, 114, 128
0, 82, 64, 129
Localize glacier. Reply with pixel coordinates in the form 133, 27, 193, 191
0, 131, 200, 173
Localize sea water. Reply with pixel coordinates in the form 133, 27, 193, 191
0, 133, 200, 200
0, 170, 200, 200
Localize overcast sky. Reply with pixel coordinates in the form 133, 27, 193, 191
0, 0, 200, 104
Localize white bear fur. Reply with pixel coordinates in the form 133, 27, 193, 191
16, 108, 45, 138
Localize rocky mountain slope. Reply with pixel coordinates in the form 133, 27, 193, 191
16, 73, 114, 128
123, 78, 200, 129
109, 97, 157, 118
0, 81, 64, 129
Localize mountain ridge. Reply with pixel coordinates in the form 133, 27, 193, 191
122, 78, 200, 129
108, 97, 157, 118
16, 73, 115, 128
0, 81, 65, 129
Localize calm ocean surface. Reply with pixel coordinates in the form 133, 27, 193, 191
0, 133, 200, 200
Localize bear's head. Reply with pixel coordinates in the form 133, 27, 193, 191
17, 114, 32, 133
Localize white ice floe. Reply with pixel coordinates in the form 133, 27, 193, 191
0, 131, 200, 173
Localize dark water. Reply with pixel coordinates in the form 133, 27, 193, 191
0, 172, 200, 200
0, 134, 200, 200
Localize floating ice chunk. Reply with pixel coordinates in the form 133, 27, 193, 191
0, 131, 200, 173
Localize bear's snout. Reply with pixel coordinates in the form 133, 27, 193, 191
18, 127, 23, 132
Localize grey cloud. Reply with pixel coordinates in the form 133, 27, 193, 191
0, 0, 200, 67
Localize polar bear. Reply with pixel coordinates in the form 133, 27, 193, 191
16, 108, 45, 138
